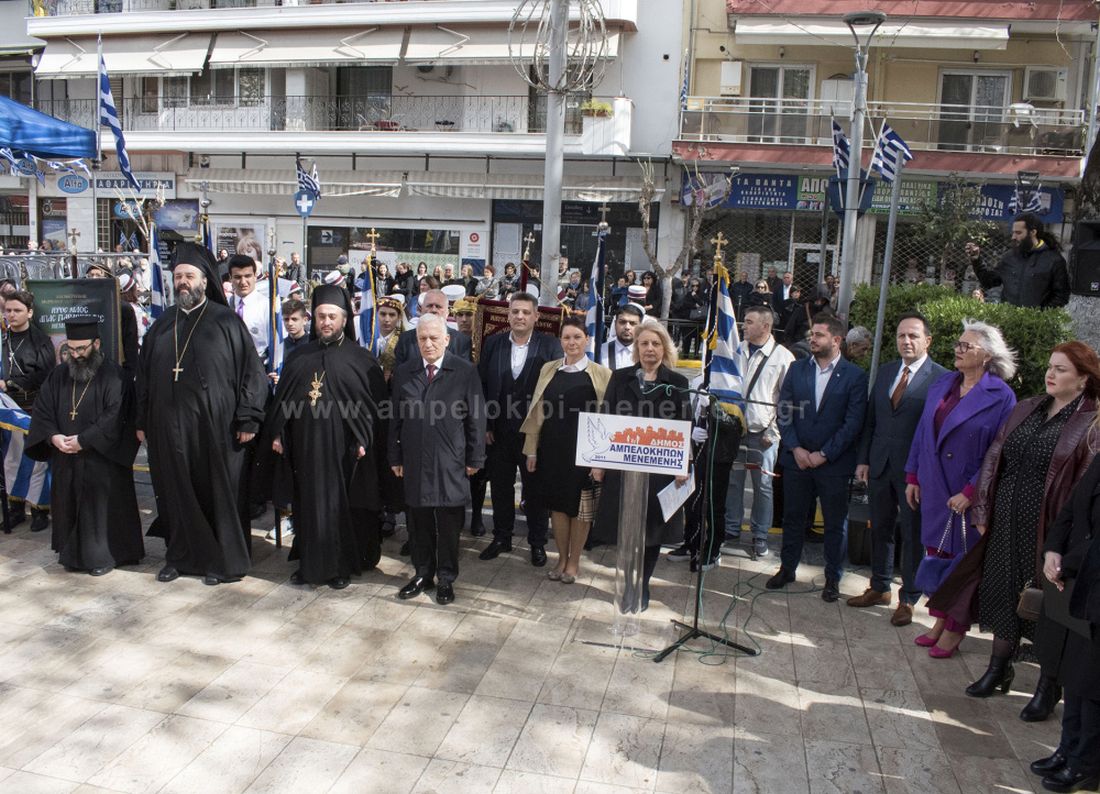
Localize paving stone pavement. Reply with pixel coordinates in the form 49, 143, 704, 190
0, 478, 1062, 793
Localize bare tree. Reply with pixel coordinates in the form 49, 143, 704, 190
636, 159, 732, 319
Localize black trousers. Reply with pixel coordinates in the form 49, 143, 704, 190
487, 430, 548, 546
1059, 693, 1100, 775
469, 469, 488, 530
685, 454, 734, 561
868, 470, 923, 604
642, 544, 661, 606
409, 506, 464, 585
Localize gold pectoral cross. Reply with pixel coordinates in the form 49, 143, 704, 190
172, 365, 183, 382
308, 374, 324, 407
70, 406, 78, 421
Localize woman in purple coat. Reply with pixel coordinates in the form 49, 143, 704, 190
905, 319, 1017, 658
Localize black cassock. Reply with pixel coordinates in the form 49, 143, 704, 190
137, 301, 267, 579
260, 336, 385, 583
4, 324, 56, 410
26, 358, 143, 570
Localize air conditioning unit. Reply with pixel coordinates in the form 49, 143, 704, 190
720, 61, 743, 96
416, 64, 456, 78
1024, 67, 1068, 102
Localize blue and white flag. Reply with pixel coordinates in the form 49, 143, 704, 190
869, 124, 914, 184
586, 224, 608, 363
97, 38, 140, 193
1008, 182, 1043, 215
679, 49, 690, 112
356, 259, 379, 351
703, 263, 744, 416
0, 392, 50, 509
296, 157, 321, 199
149, 224, 166, 318
831, 118, 850, 179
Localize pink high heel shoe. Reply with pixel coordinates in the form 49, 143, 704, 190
914, 633, 939, 647
928, 636, 964, 659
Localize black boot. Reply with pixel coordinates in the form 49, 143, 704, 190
29, 508, 49, 533
965, 655, 1015, 698
1021, 675, 1063, 722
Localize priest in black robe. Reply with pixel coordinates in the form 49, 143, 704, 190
259, 284, 385, 588
26, 318, 143, 575
2, 289, 57, 531
136, 243, 268, 586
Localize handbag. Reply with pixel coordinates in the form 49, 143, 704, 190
1017, 584, 1043, 622
689, 306, 707, 322
914, 512, 969, 595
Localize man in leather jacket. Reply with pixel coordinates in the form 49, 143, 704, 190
967, 213, 1069, 308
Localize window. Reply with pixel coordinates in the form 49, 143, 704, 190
335, 66, 392, 129
191, 70, 234, 106
747, 65, 813, 143
141, 77, 159, 113
938, 71, 1011, 151
163, 76, 187, 108
0, 72, 33, 105
528, 65, 588, 134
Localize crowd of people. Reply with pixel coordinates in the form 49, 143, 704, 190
0, 210, 1096, 793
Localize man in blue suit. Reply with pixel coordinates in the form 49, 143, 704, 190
848, 313, 947, 625
768, 313, 868, 602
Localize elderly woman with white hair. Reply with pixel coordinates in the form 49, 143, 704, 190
905, 319, 1017, 658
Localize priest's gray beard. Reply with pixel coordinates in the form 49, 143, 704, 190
177, 282, 206, 310
319, 330, 344, 346
67, 346, 104, 384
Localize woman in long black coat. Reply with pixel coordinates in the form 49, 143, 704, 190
591, 321, 692, 610
1030, 453, 1100, 792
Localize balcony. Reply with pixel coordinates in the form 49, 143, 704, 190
34, 94, 588, 135
678, 96, 1085, 159
36, 0, 451, 13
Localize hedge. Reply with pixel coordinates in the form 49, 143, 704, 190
850, 283, 1074, 397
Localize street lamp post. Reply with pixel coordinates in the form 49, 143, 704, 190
836, 10, 886, 322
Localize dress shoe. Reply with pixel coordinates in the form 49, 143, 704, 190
203, 575, 224, 586
398, 576, 435, 599
6, 510, 25, 529
966, 655, 1014, 697
29, 508, 49, 532
469, 522, 486, 537
289, 570, 306, 585
479, 540, 512, 561
1041, 766, 1100, 793
436, 583, 455, 605
89, 567, 112, 577
821, 578, 840, 603
1031, 752, 1068, 776
530, 545, 547, 567
847, 588, 890, 608
1021, 676, 1063, 722
667, 544, 692, 561
891, 603, 914, 627
156, 565, 180, 583
329, 577, 350, 590
765, 567, 796, 590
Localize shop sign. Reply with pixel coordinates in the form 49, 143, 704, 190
58, 174, 89, 194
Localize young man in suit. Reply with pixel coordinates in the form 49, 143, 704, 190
768, 313, 869, 602
849, 313, 947, 625
477, 292, 562, 566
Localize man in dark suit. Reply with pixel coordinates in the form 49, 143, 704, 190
772, 271, 794, 313
768, 313, 868, 602
477, 292, 562, 566
389, 314, 486, 605
393, 289, 472, 367
849, 313, 946, 625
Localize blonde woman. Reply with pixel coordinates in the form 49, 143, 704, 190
522, 316, 612, 582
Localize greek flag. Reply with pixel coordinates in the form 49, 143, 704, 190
869, 124, 914, 183
0, 392, 50, 509
1008, 183, 1043, 215
296, 157, 321, 199
97, 39, 140, 193
679, 49, 690, 112
149, 225, 166, 318
586, 225, 608, 363
356, 259, 380, 351
831, 118, 850, 179
703, 263, 744, 416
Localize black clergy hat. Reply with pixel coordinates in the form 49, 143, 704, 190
309, 283, 357, 341
171, 242, 228, 305
64, 317, 100, 340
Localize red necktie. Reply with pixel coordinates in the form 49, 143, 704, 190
891, 367, 910, 410
426, 364, 436, 383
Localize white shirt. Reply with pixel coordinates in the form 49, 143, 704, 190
814, 351, 842, 409
602, 339, 635, 370
422, 355, 445, 378
510, 333, 531, 379
559, 356, 590, 373
232, 291, 269, 359
889, 354, 927, 396
781, 283, 791, 301
736, 336, 795, 439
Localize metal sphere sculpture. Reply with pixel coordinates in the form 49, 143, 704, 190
508, 0, 609, 93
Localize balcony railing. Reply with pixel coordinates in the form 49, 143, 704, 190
35, 0, 426, 13
34, 94, 588, 135
679, 96, 1085, 157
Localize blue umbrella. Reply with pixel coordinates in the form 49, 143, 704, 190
0, 95, 95, 159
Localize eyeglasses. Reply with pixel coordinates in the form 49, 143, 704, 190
954, 340, 982, 353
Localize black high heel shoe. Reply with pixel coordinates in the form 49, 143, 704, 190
965, 655, 1015, 698
1021, 676, 1063, 722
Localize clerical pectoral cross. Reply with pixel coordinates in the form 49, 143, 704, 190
308, 374, 324, 407
172, 365, 184, 382
69, 405, 79, 421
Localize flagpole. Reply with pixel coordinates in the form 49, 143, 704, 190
593, 221, 607, 365
868, 159, 905, 392
268, 241, 277, 377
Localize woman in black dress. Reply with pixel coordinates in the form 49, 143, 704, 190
591, 320, 692, 610
521, 317, 612, 582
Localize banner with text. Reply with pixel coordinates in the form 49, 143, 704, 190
575, 412, 691, 476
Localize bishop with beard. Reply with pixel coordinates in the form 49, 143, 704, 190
136, 243, 268, 586
26, 318, 143, 575
260, 284, 386, 588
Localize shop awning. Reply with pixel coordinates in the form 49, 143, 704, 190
208, 28, 405, 69
733, 18, 1009, 50
0, 95, 95, 159
35, 34, 212, 79
185, 169, 658, 202
404, 26, 620, 64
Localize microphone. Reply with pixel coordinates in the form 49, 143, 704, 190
636, 366, 646, 391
